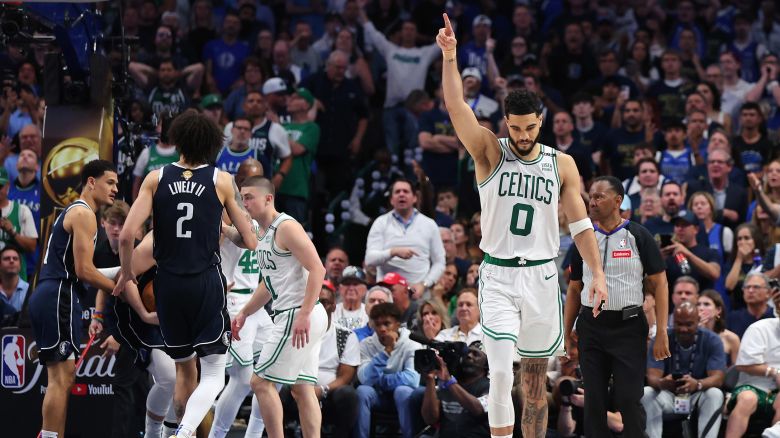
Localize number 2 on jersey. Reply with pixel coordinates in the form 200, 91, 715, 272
176, 202, 194, 238
510, 203, 534, 236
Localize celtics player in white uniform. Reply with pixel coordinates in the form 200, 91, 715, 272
209, 219, 274, 438
224, 176, 328, 438
437, 14, 609, 438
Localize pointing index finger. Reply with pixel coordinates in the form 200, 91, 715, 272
443, 13, 452, 35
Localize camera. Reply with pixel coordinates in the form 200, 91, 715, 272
412, 335, 469, 377
768, 277, 780, 291
559, 379, 583, 397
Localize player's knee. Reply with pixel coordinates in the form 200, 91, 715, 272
250, 374, 269, 394
290, 383, 312, 401
489, 366, 514, 389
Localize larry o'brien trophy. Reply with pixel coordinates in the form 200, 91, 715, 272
36, 105, 114, 290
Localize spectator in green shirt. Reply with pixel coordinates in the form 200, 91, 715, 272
277, 88, 320, 226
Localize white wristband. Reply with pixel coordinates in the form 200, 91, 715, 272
97, 266, 121, 279
569, 218, 594, 237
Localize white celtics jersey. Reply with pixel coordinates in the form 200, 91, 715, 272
258, 213, 309, 312
477, 140, 561, 260
220, 220, 261, 292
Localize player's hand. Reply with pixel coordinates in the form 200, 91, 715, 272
653, 328, 671, 361
589, 274, 608, 318
100, 335, 120, 358
291, 311, 311, 348
232, 311, 247, 341
391, 247, 418, 259
89, 319, 103, 337
112, 269, 137, 296
141, 311, 159, 326
436, 13, 457, 53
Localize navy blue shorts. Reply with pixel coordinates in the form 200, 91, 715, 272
154, 265, 230, 360
111, 298, 165, 366
28, 279, 83, 365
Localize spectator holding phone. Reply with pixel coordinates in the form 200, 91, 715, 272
642, 302, 726, 438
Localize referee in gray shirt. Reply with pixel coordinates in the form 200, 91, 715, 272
563, 176, 671, 437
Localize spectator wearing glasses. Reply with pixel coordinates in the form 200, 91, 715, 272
334, 266, 369, 331
354, 285, 393, 342
215, 117, 253, 175
726, 273, 775, 338
685, 148, 748, 230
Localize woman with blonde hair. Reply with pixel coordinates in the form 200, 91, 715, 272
416, 298, 451, 341
697, 289, 740, 365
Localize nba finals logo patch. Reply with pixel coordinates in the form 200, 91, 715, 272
222, 331, 232, 347
2, 335, 25, 389
182, 170, 193, 180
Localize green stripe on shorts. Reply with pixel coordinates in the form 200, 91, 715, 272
516, 284, 563, 357
263, 374, 297, 385
254, 309, 295, 374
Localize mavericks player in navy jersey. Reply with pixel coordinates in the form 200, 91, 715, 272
115, 110, 257, 438
29, 160, 119, 438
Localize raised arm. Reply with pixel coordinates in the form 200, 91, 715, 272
438, 13, 501, 183
218, 172, 257, 251
558, 154, 608, 317
115, 171, 157, 295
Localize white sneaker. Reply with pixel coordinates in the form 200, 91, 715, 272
763, 422, 780, 438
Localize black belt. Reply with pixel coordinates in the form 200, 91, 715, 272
581, 305, 642, 321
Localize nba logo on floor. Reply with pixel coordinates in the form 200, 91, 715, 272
1, 335, 25, 389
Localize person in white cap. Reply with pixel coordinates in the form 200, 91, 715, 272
462, 67, 500, 123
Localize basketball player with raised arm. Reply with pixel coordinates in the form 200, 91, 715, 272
29, 160, 119, 438
224, 176, 328, 438
437, 14, 609, 438
209, 176, 274, 438
114, 110, 257, 438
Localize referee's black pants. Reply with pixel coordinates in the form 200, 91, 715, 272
578, 306, 648, 438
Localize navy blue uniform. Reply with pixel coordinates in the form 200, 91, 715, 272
112, 268, 165, 366
152, 163, 229, 359
28, 200, 94, 364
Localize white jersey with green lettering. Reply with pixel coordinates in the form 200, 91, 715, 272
477, 140, 561, 260
257, 213, 309, 312
220, 220, 262, 293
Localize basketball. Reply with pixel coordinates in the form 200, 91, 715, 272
142, 281, 156, 312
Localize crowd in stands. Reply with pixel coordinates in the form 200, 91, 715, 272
2, 0, 780, 436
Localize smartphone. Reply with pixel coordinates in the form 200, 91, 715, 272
619, 85, 630, 100
660, 234, 673, 248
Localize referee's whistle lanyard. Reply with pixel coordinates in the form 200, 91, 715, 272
672, 332, 699, 376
